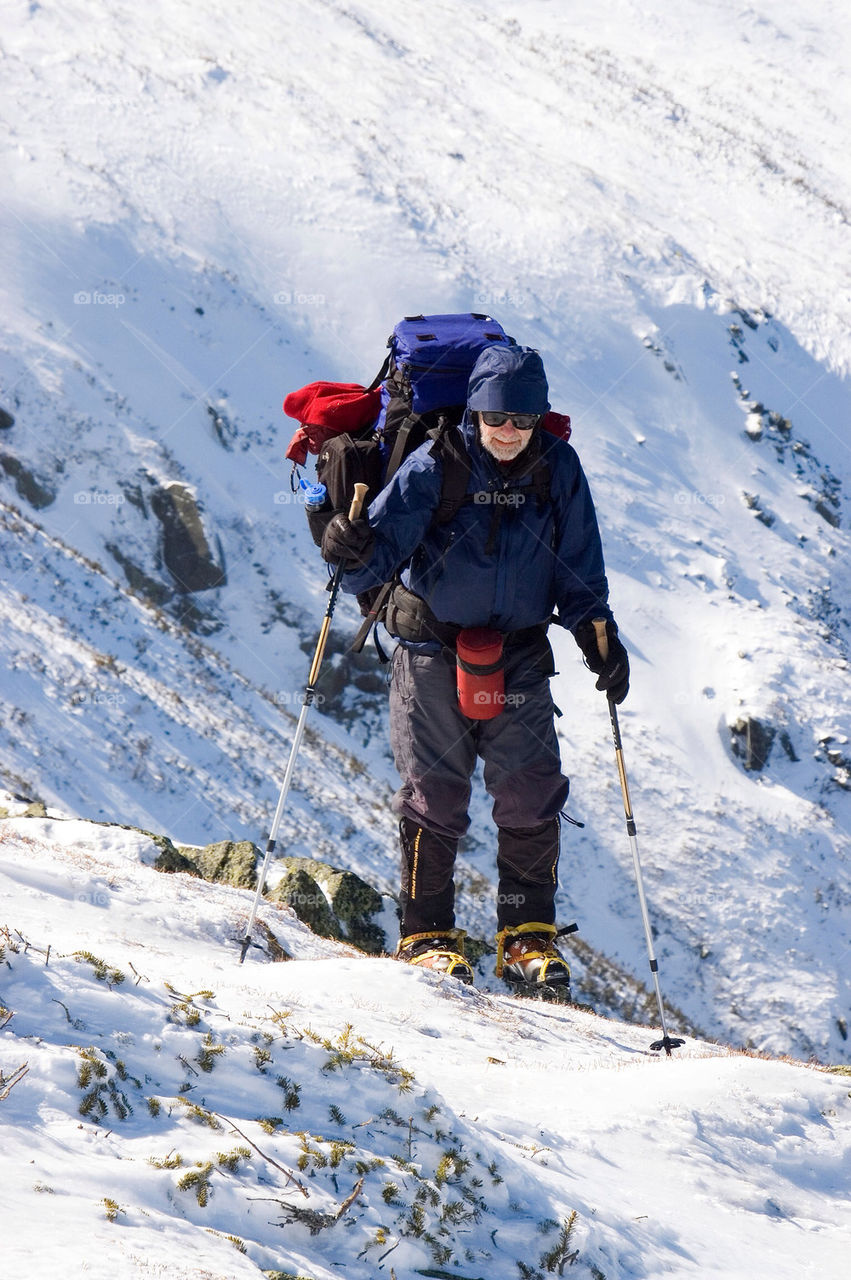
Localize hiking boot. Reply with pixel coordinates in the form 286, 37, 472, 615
395, 929, 474, 984
495, 922, 571, 1001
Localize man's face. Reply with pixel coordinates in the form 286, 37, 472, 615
478, 411, 538, 462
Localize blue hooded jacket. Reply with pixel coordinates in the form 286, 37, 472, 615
343, 345, 612, 637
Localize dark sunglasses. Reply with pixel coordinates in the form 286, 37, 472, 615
479, 411, 541, 431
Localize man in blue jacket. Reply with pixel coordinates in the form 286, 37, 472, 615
322, 344, 628, 996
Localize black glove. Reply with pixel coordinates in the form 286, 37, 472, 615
574, 618, 630, 705
320, 513, 375, 567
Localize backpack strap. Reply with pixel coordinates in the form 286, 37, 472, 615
365, 351, 392, 393
347, 425, 471, 657
429, 422, 472, 525
349, 578, 395, 655
384, 414, 422, 484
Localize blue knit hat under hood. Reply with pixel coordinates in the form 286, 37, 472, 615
467, 343, 551, 415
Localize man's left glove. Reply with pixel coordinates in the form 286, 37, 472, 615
320, 513, 376, 567
573, 618, 630, 705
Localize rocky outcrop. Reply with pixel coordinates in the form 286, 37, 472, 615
0, 454, 55, 509
105, 542, 172, 605
268, 864, 343, 940
188, 839, 258, 889
150, 482, 225, 593
730, 716, 775, 771
267, 856, 392, 954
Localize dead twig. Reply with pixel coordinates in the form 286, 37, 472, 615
213, 1112, 309, 1197
0, 1063, 29, 1101
268, 1176, 364, 1235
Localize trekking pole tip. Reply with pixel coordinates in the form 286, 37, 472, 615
649, 1035, 686, 1055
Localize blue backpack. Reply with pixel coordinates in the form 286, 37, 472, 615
368, 312, 512, 478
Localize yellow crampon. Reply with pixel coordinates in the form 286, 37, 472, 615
396, 928, 473, 981
495, 921, 563, 980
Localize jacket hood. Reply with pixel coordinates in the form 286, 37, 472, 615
467, 344, 551, 415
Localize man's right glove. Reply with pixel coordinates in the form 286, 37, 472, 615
320, 513, 376, 568
573, 618, 630, 705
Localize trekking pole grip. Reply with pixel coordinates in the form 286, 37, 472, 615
593, 617, 608, 662
348, 482, 369, 522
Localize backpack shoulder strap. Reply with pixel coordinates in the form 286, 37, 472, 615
428, 422, 472, 525
347, 424, 470, 658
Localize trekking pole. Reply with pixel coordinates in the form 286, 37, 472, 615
594, 620, 684, 1055
239, 483, 369, 963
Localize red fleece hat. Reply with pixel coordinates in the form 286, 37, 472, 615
284, 381, 382, 464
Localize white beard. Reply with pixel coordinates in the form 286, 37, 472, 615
480, 428, 530, 462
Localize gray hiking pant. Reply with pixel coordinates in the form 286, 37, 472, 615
389, 635, 570, 933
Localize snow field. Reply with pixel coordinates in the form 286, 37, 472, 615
2, 816, 850, 1279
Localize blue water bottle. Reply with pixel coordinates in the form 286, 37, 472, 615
300, 479, 328, 512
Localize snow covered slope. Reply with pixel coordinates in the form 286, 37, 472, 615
2, 0, 851, 1069
2, 815, 850, 1280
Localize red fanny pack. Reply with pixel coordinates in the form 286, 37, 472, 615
456, 628, 505, 719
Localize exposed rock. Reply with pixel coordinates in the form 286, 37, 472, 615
730, 717, 776, 771
4, 798, 49, 818
150, 482, 226, 593
154, 844, 201, 876
207, 402, 237, 450
323, 868, 385, 954
105, 542, 172, 605
268, 856, 392, 953
267, 865, 341, 939
0, 407, 14, 430
463, 935, 495, 966
741, 491, 775, 527
0, 454, 55, 509
256, 919, 291, 962
189, 839, 258, 889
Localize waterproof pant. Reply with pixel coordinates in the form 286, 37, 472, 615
389, 636, 569, 936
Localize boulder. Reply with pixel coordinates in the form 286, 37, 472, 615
0, 454, 55, 509
190, 839, 258, 889
730, 717, 775, 771
269, 856, 392, 954
267, 866, 341, 939
151, 482, 225, 593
